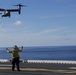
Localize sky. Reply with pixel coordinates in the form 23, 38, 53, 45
0, 0, 76, 47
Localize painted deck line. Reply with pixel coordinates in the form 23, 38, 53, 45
69, 67, 76, 69
0, 64, 12, 67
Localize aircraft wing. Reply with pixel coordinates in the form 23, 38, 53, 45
7, 9, 18, 12
0, 8, 18, 12
0, 8, 5, 11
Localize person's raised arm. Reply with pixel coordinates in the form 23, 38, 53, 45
19, 46, 23, 52
6, 48, 12, 53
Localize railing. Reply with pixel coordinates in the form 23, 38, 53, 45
0, 59, 76, 64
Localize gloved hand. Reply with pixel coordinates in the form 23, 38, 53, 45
6, 48, 8, 50
21, 46, 23, 49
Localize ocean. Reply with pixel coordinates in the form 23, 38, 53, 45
0, 46, 76, 60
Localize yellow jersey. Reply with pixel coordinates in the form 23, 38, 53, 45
6, 49, 22, 58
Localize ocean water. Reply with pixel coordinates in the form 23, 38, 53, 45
0, 46, 76, 60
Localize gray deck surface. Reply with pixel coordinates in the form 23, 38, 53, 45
0, 62, 76, 75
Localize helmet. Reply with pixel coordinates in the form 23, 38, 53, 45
13, 45, 18, 49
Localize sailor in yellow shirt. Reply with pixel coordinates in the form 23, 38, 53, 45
6, 45, 23, 71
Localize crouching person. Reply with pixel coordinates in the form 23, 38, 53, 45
6, 45, 23, 71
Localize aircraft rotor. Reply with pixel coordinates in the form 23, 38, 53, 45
13, 4, 26, 7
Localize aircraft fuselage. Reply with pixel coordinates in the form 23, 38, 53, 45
2, 11, 10, 18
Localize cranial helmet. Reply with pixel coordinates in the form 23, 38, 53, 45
13, 45, 18, 49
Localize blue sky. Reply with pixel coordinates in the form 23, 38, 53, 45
0, 0, 76, 47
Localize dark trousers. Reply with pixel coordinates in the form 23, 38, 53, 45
12, 57, 20, 71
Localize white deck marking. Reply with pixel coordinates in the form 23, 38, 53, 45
0, 64, 12, 67
69, 67, 76, 69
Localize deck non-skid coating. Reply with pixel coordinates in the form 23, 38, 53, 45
0, 67, 76, 74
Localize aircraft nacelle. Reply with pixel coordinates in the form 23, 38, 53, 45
18, 9, 21, 14
18, 5, 21, 14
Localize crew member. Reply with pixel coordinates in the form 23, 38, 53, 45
6, 45, 23, 71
